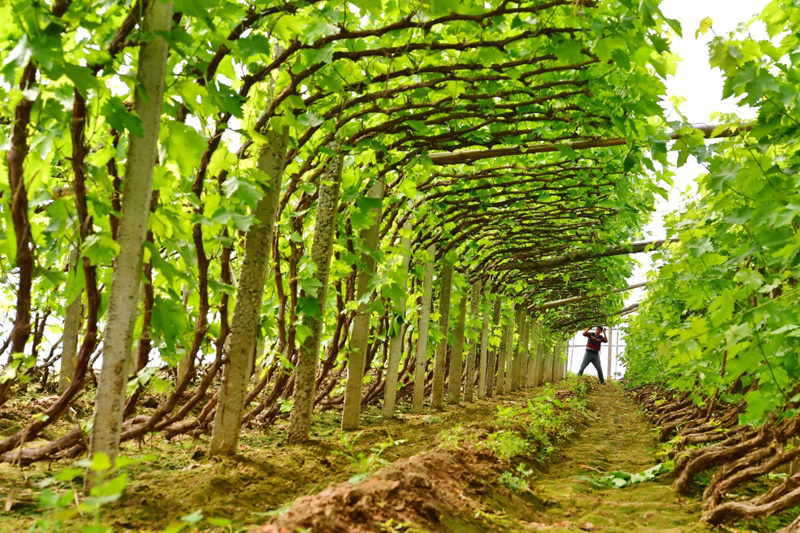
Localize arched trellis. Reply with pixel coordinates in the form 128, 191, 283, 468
0, 0, 690, 462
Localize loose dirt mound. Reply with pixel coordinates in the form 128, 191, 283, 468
256, 445, 544, 533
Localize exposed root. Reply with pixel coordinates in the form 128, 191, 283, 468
701, 474, 800, 525
630, 383, 800, 527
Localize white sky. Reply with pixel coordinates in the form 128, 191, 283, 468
568, 0, 769, 377
627, 0, 768, 291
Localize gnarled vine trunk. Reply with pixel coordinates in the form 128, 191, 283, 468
209, 125, 289, 455
287, 148, 343, 444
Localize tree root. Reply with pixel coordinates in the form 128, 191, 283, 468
702, 473, 800, 525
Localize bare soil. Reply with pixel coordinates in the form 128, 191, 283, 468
256, 383, 714, 533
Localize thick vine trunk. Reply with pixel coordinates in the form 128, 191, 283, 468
342, 179, 384, 431
176, 285, 192, 384
59, 251, 81, 393
497, 238, 676, 272
702, 478, 800, 525
412, 245, 435, 414
90, 0, 173, 464
431, 263, 453, 409
382, 226, 411, 419
209, 126, 289, 455
5, 62, 37, 365
287, 148, 343, 443
463, 279, 481, 402
447, 291, 467, 405
477, 288, 490, 399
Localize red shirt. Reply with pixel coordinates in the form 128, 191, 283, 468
586, 332, 604, 351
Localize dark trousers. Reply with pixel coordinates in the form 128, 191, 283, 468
578, 349, 605, 383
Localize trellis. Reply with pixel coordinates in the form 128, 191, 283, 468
0, 0, 674, 464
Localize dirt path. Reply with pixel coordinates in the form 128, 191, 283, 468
531, 383, 709, 532
257, 379, 715, 533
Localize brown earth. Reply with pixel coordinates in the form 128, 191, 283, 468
255, 384, 714, 533
4, 382, 791, 532
0, 387, 547, 532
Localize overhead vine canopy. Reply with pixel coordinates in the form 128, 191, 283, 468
3, 0, 800, 526
0, 0, 679, 464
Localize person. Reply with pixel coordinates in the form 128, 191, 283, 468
578, 325, 607, 384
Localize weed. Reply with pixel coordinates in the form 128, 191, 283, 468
498, 464, 535, 494
333, 431, 407, 483
437, 424, 473, 450
378, 517, 411, 531
482, 430, 530, 460
29, 452, 155, 532
578, 462, 672, 490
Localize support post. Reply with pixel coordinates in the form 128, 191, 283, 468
342, 179, 384, 431
447, 288, 467, 405
607, 327, 614, 382
486, 298, 501, 397
431, 263, 453, 410
519, 312, 530, 388
382, 224, 411, 419
504, 304, 518, 392
477, 288, 490, 399
90, 0, 173, 463
412, 245, 435, 414
464, 279, 481, 402
211, 126, 289, 453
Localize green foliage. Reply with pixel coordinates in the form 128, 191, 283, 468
29, 453, 156, 532
498, 464, 535, 494
483, 430, 531, 461
480, 376, 592, 462
578, 462, 672, 490
623, 0, 800, 428
0, 0, 678, 388
332, 431, 407, 483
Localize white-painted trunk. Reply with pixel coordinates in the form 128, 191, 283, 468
463, 279, 481, 402
382, 225, 411, 419
411, 245, 435, 414
430, 263, 452, 409
90, 0, 173, 463
447, 290, 467, 405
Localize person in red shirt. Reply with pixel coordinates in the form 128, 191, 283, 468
578, 325, 608, 383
